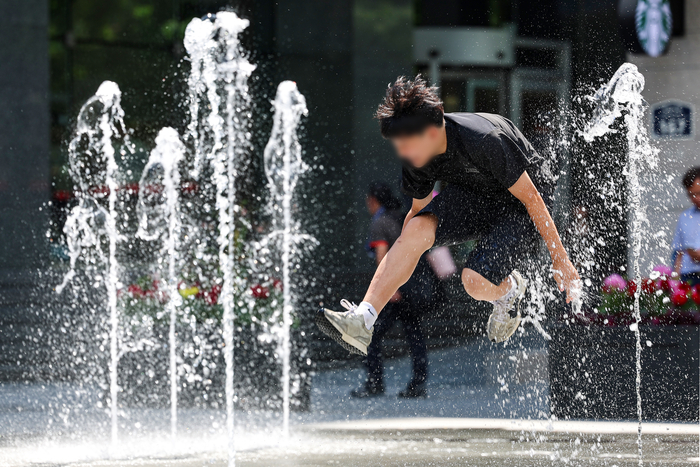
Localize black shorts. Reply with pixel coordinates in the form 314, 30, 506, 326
415, 184, 549, 285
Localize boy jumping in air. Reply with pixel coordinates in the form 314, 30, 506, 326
317, 76, 580, 355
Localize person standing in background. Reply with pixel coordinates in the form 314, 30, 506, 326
672, 167, 700, 286
351, 181, 429, 398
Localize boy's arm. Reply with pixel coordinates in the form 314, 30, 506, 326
509, 171, 581, 303
674, 251, 684, 276
686, 248, 700, 263
402, 194, 433, 232
671, 217, 685, 273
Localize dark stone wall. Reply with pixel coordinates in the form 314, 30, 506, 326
351, 0, 414, 270
0, 0, 52, 380
0, 0, 50, 269
550, 325, 699, 421
275, 0, 357, 275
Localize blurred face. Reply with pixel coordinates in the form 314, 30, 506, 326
390, 125, 444, 168
688, 177, 700, 209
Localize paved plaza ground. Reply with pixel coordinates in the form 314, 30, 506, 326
1, 335, 698, 466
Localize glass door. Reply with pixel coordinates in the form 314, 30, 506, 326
439, 70, 508, 115
510, 68, 571, 223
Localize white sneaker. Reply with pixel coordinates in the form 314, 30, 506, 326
316, 300, 373, 356
487, 270, 527, 343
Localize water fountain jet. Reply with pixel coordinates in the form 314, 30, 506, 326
184, 12, 255, 466
57, 81, 131, 449
136, 127, 186, 439
263, 80, 309, 437
582, 62, 658, 466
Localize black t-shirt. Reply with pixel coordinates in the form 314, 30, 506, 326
401, 113, 551, 203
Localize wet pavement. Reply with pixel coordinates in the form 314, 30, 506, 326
7, 419, 695, 467
1, 336, 698, 466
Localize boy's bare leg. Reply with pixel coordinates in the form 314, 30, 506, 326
362, 215, 438, 313
364, 218, 513, 310
461, 268, 511, 301
316, 213, 526, 353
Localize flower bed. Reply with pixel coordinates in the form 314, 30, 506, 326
114, 275, 312, 411
551, 266, 700, 421
573, 265, 700, 326
119, 276, 284, 326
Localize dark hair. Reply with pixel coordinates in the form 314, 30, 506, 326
682, 166, 700, 189
368, 181, 402, 210
375, 75, 444, 138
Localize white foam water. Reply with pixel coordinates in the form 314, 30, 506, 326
54, 8, 317, 465
57, 81, 131, 449
184, 12, 255, 467
263, 81, 309, 437
582, 62, 658, 466
136, 127, 186, 439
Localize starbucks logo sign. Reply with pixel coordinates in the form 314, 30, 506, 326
635, 0, 672, 57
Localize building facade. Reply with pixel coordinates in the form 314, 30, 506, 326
628, 0, 699, 273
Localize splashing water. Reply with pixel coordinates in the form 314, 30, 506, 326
263, 81, 311, 437
582, 62, 658, 466
184, 12, 255, 467
51, 7, 320, 464
136, 127, 186, 439
521, 269, 556, 340
57, 81, 131, 449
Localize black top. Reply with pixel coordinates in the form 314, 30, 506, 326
401, 113, 549, 202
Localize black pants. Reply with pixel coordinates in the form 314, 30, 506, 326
366, 296, 428, 390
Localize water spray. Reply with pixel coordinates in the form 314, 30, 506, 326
583, 62, 658, 466
136, 127, 186, 439
184, 12, 255, 466
263, 81, 310, 437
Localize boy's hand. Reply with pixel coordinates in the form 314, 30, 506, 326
686, 248, 700, 263
552, 257, 581, 303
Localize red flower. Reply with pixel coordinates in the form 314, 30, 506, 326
272, 279, 283, 291
657, 278, 671, 292
677, 281, 691, 293
691, 285, 700, 305
206, 284, 221, 305
128, 284, 144, 297
641, 278, 655, 295
123, 182, 140, 195
251, 284, 270, 299
671, 290, 688, 307
626, 280, 637, 297
53, 190, 73, 202
181, 181, 199, 194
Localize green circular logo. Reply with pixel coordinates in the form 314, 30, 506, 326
635, 0, 673, 57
